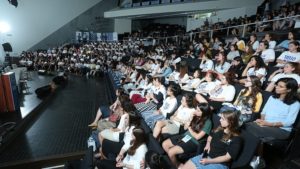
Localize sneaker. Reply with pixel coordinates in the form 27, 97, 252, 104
250, 156, 266, 169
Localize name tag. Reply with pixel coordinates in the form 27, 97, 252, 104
182, 135, 192, 143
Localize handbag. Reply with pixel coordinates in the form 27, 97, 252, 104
108, 111, 120, 122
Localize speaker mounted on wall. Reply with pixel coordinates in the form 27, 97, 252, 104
2, 43, 12, 52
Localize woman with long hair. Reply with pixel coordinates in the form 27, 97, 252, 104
245, 78, 300, 140
98, 111, 141, 159
141, 84, 180, 129
180, 110, 242, 169
199, 52, 214, 73
266, 62, 300, 92
97, 128, 148, 169
228, 56, 245, 79
195, 72, 236, 111
194, 71, 220, 95
130, 75, 154, 104
247, 34, 259, 51
181, 69, 202, 91
227, 44, 240, 61
134, 76, 167, 113
99, 101, 137, 144
276, 31, 299, 50
88, 88, 127, 129
233, 76, 263, 123
162, 103, 212, 167
240, 55, 267, 84
152, 94, 196, 139
214, 52, 231, 74
241, 45, 254, 64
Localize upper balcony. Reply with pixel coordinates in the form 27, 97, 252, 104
104, 0, 261, 19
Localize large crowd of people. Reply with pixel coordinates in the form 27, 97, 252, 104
15, 2, 300, 169
71, 29, 299, 168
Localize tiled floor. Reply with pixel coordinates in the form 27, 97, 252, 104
0, 74, 111, 168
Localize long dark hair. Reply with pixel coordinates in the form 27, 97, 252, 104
128, 111, 141, 129
250, 55, 266, 70
223, 72, 236, 85
190, 103, 211, 133
216, 51, 227, 67
179, 64, 188, 79
240, 75, 262, 111
185, 93, 196, 108
215, 110, 240, 141
274, 78, 299, 105
127, 128, 146, 155
122, 101, 137, 113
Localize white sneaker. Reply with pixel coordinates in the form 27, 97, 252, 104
250, 156, 266, 169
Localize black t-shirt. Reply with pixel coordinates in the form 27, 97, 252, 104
208, 130, 242, 166
154, 91, 164, 109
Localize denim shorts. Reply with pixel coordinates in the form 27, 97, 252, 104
190, 154, 229, 169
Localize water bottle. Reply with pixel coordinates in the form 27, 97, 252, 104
87, 136, 96, 152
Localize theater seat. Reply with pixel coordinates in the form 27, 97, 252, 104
147, 134, 165, 155
263, 111, 300, 160
231, 131, 260, 169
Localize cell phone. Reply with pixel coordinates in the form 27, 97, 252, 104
202, 150, 208, 158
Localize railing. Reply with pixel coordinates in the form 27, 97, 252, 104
121, 14, 300, 44
67, 15, 299, 45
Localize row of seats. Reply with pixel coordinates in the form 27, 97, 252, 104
106, 68, 300, 168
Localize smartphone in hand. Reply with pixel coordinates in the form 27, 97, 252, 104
202, 150, 208, 158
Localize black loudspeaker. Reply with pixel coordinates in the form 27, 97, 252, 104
2, 43, 12, 52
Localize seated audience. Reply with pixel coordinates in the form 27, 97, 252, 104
214, 52, 231, 74
181, 69, 202, 91
266, 62, 300, 91
199, 52, 214, 73
162, 103, 212, 167
228, 56, 245, 79
96, 128, 147, 169
275, 41, 300, 68
194, 71, 220, 95
240, 56, 267, 84
141, 84, 180, 129
180, 110, 242, 169
152, 94, 196, 139
245, 78, 300, 140
195, 72, 236, 110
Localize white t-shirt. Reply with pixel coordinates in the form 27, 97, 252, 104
173, 105, 195, 127
160, 97, 178, 117
261, 49, 275, 63
271, 73, 300, 85
120, 126, 136, 153
247, 67, 267, 83
276, 51, 300, 67
214, 62, 231, 74
153, 85, 167, 100
182, 78, 201, 89
269, 40, 277, 49
200, 60, 214, 72
252, 41, 259, 50
123, 144, 148, 169
177, 74, 189, 83
210, 85, 236, 102
195, 80, 221, 94
227, 51, 240, 61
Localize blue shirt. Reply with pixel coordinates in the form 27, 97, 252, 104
162, 67, 172, 77
277, 40, 300, 49
262, 96, 300, 132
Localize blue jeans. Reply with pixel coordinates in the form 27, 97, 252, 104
190, 154, 228, 169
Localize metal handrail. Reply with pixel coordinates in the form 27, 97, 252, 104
128, 14, 300, 42
69, 15, 299, 44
